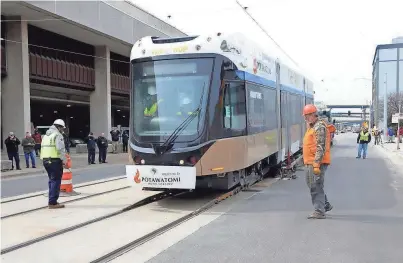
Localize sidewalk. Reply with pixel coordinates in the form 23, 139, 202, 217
1, 152, 129, 179
379, 140, 403, 159
372, 139, 403, 176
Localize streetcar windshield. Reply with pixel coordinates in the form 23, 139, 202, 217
131, 58, 213, 142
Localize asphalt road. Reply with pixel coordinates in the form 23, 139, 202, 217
1, 164, 126, 198
147, 133, 403, 263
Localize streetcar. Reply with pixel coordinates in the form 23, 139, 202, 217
126, 32, 314, 191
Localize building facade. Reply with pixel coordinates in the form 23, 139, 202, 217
372, 37, 403, 130
1, 0, 186, 148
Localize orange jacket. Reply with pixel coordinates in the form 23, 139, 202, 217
303, 120, 331, 165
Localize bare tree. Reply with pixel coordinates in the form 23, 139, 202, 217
378, 92, 403, 126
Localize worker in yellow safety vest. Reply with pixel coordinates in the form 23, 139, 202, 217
143, 86, 163, 117
356, 126, 371, 159
176, 94, 195, 117
40, 119, 67, 209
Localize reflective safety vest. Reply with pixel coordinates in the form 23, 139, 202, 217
40, 133, 60, 159
359, 131, 369, 142
303, 120, 331, 165
144, 99, 163, 116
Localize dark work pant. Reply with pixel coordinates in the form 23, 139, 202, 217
34, 144, 41, 156
7, 152, 20, 169
88, 149, 95, 164
123, 142, 128, 152
99, 148, 107, 163
43, 159, 63, 205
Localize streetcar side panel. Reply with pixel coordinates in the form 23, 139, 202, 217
198, 70, 279, 176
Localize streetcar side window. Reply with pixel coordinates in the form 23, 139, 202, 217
246, 83, 277, 134
223, 82, 247, 134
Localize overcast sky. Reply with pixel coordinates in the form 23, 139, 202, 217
130, 0, 403, 106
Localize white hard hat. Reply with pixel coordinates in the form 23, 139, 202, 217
148, 86, 156, 95
53, 119, 66, 128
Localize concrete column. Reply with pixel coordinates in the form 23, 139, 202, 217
1, 17, 31, 145
90, 46, 112, 139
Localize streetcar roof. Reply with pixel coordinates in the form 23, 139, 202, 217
131, 32, 314, 96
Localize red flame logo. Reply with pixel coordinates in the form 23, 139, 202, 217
134, 169, 141, 184
253, 58, 258, 74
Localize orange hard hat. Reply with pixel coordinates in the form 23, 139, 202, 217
302, 104, 317, 116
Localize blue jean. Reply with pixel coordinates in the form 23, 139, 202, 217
43, 159, 63, 205
357, 143, 368, 158
24, 151, 36, 167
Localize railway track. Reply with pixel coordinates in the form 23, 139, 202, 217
1, 190, 178, 255
1, 186, 130, 219
1, 176, 126, 204
1, 168, 286, 261
90, 186, 241, 263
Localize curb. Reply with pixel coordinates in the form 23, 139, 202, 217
1, 163, 126, 180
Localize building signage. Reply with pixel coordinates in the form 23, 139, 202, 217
392, 113, 403, 124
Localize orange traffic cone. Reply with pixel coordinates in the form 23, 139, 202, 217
59, 154, 79, 196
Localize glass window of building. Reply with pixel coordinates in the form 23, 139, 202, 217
399, 61, 403, 93
378, 61, 397, 97
379, 48, 397, 61
400, 48, 403, 60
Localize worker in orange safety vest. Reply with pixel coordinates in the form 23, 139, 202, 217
302, 104, 333, 219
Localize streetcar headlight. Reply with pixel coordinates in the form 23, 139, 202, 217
140, 159, 145, 164
179, 160, 184, 165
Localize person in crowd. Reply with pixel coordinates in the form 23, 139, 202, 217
388, 127, 394, 143
21, 132, 36, 168
97, 132, 108, 163
40, 119, 67, 209
398, 126, 403, 143
4, 132, 21, 170
87, 132, 96, 165
122, 130, 129, 153
110, 128, 121, 154
373, 126, 380, 145
32, 128, 42, 157
302, 104, 333, 219
356, 126, 371, 159
62, 130, 70, 154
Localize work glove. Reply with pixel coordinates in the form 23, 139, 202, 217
313, 163, 321, 175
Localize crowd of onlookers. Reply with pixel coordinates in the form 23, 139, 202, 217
84, 128, 129, 165
3, 127, 129, 171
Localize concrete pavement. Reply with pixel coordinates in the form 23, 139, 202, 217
147, 133, 403, 263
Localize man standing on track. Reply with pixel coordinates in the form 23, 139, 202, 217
302, 104, 333, 219
41, 119, 67, 209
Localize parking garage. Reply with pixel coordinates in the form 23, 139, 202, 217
1, 1, 185, 148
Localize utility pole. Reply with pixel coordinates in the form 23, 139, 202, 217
398, 99, 401, 150
384, 73, 388, 143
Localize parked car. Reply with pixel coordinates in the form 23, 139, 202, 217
69, 138, 85, 147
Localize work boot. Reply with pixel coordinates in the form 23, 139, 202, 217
307, 211, 326, 219
48, 203, 65, 209
325, 204, 333, 212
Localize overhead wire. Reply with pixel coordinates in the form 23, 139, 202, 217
234, 0, 300, 67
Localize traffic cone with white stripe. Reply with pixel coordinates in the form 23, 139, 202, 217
59, 154, 79, 196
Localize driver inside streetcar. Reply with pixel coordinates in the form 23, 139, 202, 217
143, 85, 163, 117
176, 93, 196, 117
